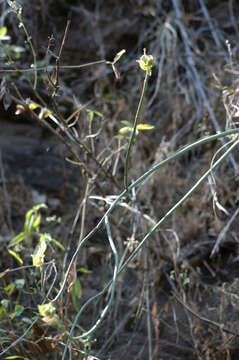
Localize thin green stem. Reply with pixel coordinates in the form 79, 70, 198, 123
60, 131, 239, 358
18, 16, 38, 89
124, 71, 149, 189
119, 138, 239, 274
61, 216, 119, 359
53, 128, 239, 305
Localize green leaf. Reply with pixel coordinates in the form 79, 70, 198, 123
0, 26, 7, 36
136, 123, 155, 130
86, 109, 103, 123
71, 278, 82, 311
119, 126, 133, 134
24, 204, 47, 234
29, 203, 47, 216
38, 302, 56, 317
73, 278, 82, 298
86, 109, 94, 122
0, 269, 10, 278
24, 210, 35, 234
32, 237, 47, 267
9, 232, 26, 247
121, 120, 132, 126
14, 304, 24, 315
28, 102, 39, 110
0, 336, 11, 344
4, 282, 15, 296
52, 238, 65, 250
5, 356, 27, 359
0, 26, 10, 41
9, 305, 24, 320
0, 306, 7, 320
114, 135, 124, 140
40, 233, 51, 243
77, 267, 92, 274
8, 250, 23, 265
94, 111, 103, 117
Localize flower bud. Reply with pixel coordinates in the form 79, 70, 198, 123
136, 48, 154, 75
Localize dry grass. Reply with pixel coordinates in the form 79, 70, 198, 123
1, 1, 239, 359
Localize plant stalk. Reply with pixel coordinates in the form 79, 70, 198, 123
124, 71, 149, 189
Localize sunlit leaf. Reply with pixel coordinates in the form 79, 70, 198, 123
24, 204, 47, 234
9, 232, 26, 247
119, 126, 133, 134
121, 120, 132, 126
0, 26, 7, 36
136, 123, 155, 130
32, 237, 47, 267
5, 356, 27, 359
33, 214, 41, 232
0, 269, 10, 278
8, 250, 23, 265
86, 109, 94, 122
52, 238, 64, 250
38, 302, 56, 317
77, 267, 92, 274
87, 109, 103, 123
28, 102, 39, 110
94, 111, 103, 117
0, 26, 10, 41
32, 203, 47, 212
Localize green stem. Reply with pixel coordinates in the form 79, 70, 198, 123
124, 71, 149, 189
18, 17, 38, 89
61, 216, 119, 359
61, 137, 239, 359
120, 138, 239, 274
54, 128, 239, 305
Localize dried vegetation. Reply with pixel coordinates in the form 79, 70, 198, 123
1, 0, 239, 359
